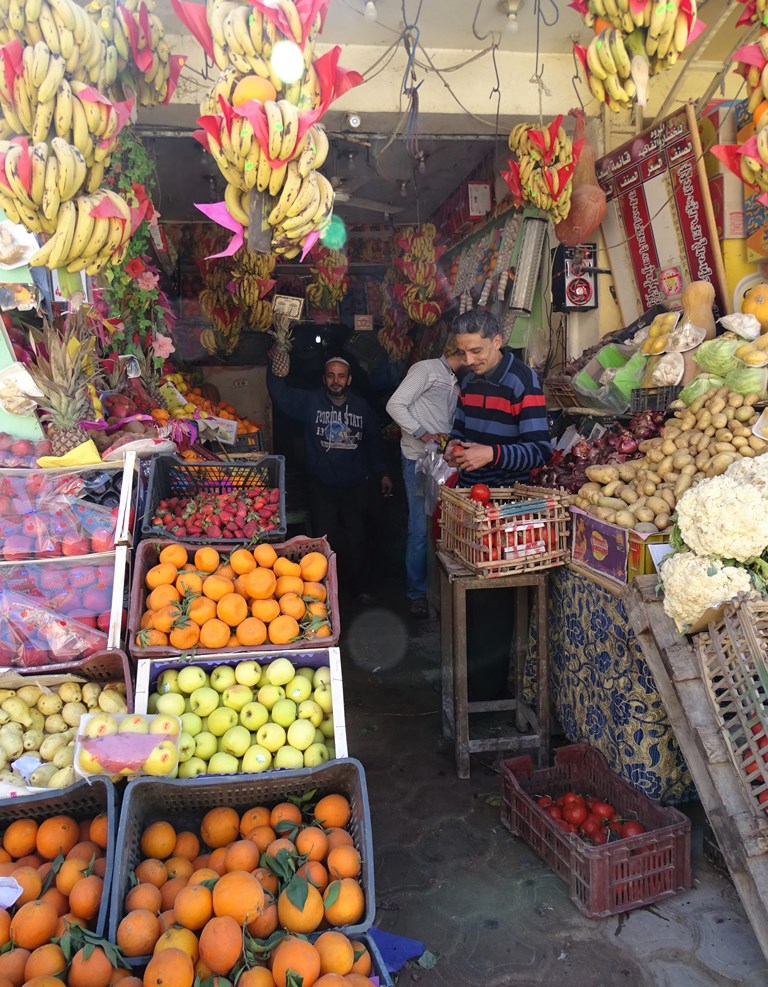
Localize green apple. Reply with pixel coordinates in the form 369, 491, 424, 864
271, 698, 298, 729
265, 657, 295, 687
143, 740, 179, 776
149, 715, 181, 736
207, 706, 238, 737
180, 712, 203, 737
257, 684, 285, 711
313, 728, 325, 745
295, 667, 315, 682
178, 732, 196, 763
210, 666, 237, 693
76, 746, 104, 775
286, 719, 315, 751
155, 693, 186, 718
313, 667, 331, 689
194, 731, 218, 761
235, 661, 262, 687
285, 675, 312, 704
303, 742, 330, 767
208, 751, 240, 774
189, 687, 220, 717
179, 756, 208, 778
240, 702, 269, 732
297, 700, 323, 729
274, 745, 304, 769
256, 722, 286, 753
177, 666, 208, 694
156, 670, 181, 695
241, 744, 273, 773
147, 693, 159, 714
221, 725, 251, 758
222, 684, 254, 712
319, 714, 334, 739
313, 684, 332, 714
83, 713, 118, 738
118, 714, 149, 734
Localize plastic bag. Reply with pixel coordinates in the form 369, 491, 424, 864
416, 446, 457, 517
678, 374, 726, 406
693, 338, 740, 376
725, 363, 768, 398
719, 313, 761, 340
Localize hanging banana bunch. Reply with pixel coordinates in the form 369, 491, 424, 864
392, 225, 445, 326
174, 0, 363, 259
306, 245, 348, 309
503, 119, 580, 225
574, 0, 698, 111
231, 244, 276, 329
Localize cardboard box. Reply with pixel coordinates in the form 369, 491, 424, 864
570, 507, 669, 585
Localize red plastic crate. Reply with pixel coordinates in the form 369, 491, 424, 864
500, 744, 691, 918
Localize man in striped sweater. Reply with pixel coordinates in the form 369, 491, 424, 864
444, 310, 552, 487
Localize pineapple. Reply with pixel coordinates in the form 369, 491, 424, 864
270, 312, 293, 378
27, 317, 100, 457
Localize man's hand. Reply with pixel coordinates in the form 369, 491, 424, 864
420, 432, 446, 444
452, 442, 494, 471
443, 439, 462, 466
381, 475, 393, 497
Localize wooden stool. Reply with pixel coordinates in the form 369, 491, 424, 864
437, 550, 550, 779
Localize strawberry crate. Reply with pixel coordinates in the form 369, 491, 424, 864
438, 484, 570, 578
108, 758, 375, 958
128, 535, 338, 660
0, 776, 116, 935
500, 744, 691, 918
695, 598, 768, 819
141, 455, 285, 543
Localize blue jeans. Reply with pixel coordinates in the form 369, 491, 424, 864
402, 456, 428, 600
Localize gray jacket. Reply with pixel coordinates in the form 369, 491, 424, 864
386, 357, 459, 461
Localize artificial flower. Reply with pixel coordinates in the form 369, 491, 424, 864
151, 334, 175, 359
125, 257, 146, 278
136, 270, 159, 291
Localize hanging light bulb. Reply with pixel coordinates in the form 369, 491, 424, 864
399, 180, 408, 198
506, 11, 519, 31
364, 0, 378, 22
417, 152, 426, 175
498, 0, 524, 32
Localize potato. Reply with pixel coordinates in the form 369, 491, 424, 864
674, 436, 690, 449
620, 487, 638, 504
681, 464, 698, 477
596, 496, 626, 510
618, 463, 640, 483
698, 434, 712, 451
744, 393, 761, 406
632, 507, 655, 523
689, 395, 707, 415
646, 448, 665, 464
640, 481, 655, 497
704, 424, 716, 437
734, 406, 754, 422
578, 482, 602, 496
585, 465, 619, 484
672, 451, 692, 470
697, 410, 712, 429
659, 488, 676, 509
695, 451, 711, 470
574, 497, 589, 509
646, 496, 669, 516
749, 435, 768, 452
602, 479, 622, 498
657, 455, 674, 476
679, 416, 696, 432
675, 475, 693, 498
732, 436, 748, 448
654, 513, 670, 531
614, 511, 636, 529
661, 439, 677, 456
594, 507, 616, 521
715, 428, 733, 442
706, 453, 737, 477
741, 446, 757, 458
732, 426, 752, 438
665, 471, 680, 483
711, 412, 728, 429
708, 399, 726, 416
724, 406, 737, 422
728, 393, 744, 408
714, 442, 736, 454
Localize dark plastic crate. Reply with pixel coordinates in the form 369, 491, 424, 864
500, 743, 691, 918
128, 534, 338, 659
630, 385, 682, 413
0, 649, 134, 711
108, 759, 375, 957
205, 430, 265, 454
0, 777, 116, 935
141, 455, 285, 542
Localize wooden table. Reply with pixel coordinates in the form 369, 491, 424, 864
437, 551, 550, 779
624, 576, 768, 963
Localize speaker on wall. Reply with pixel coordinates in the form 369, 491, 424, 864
551, 243, 598, 312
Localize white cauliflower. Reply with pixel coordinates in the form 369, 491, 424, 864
660, 552, 754, 630
726, 454, 768, 497
675, 475, 768, 562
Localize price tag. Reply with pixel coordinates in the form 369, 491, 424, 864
198, 416, 239, 445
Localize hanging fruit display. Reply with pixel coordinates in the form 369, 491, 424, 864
393, 224, 445, 326
306, 244, 348, 309
732, 37, 768, 123
732, 0, 768, 30
195, 243, 246, 358
172, 0, 363, 259
0, 0, 182, 272
231, 245, 275, 329
572, 0, 700, 111
554, 109, 606, 246
378, 269, 413, 361
502, 117, 582, 224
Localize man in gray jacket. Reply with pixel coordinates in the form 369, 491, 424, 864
386, 346, 464, 616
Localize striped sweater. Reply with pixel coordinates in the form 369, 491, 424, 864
449, 350, 552, 487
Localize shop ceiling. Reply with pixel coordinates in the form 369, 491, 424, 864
146, 0, 746, 225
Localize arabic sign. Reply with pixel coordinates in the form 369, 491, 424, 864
596, 104, 728, 324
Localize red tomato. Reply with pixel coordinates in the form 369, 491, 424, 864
544, 805, 563, 821
591, 801, 616, 820
535, 795, 553, 808
590, 828, 608, 845
561, 792, 582, 805
470, 483, 491, 504
621, 821, 646, 838
563, 803, 588, 826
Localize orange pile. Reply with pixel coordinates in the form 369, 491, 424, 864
137, 543, 331, 651
118, 795, 371, 987
183, 387, 260, 435
0, 812, 126, 987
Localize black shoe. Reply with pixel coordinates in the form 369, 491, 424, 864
408, 597, 429, 618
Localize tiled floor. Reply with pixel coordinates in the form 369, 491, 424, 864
340, 596, 768, 987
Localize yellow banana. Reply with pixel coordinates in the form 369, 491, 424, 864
265, 101, 284, 159
268, 160, 301, 225
30, 142, 48, 207
268, 160, 288, 198
277, 100, 299, 160
41, 158, 60, 221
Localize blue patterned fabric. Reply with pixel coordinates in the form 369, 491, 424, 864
531, 566, 695, 805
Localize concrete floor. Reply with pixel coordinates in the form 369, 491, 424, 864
339, 593, 768, 987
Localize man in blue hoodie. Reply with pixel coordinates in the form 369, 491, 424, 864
268, 354, 392, 598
